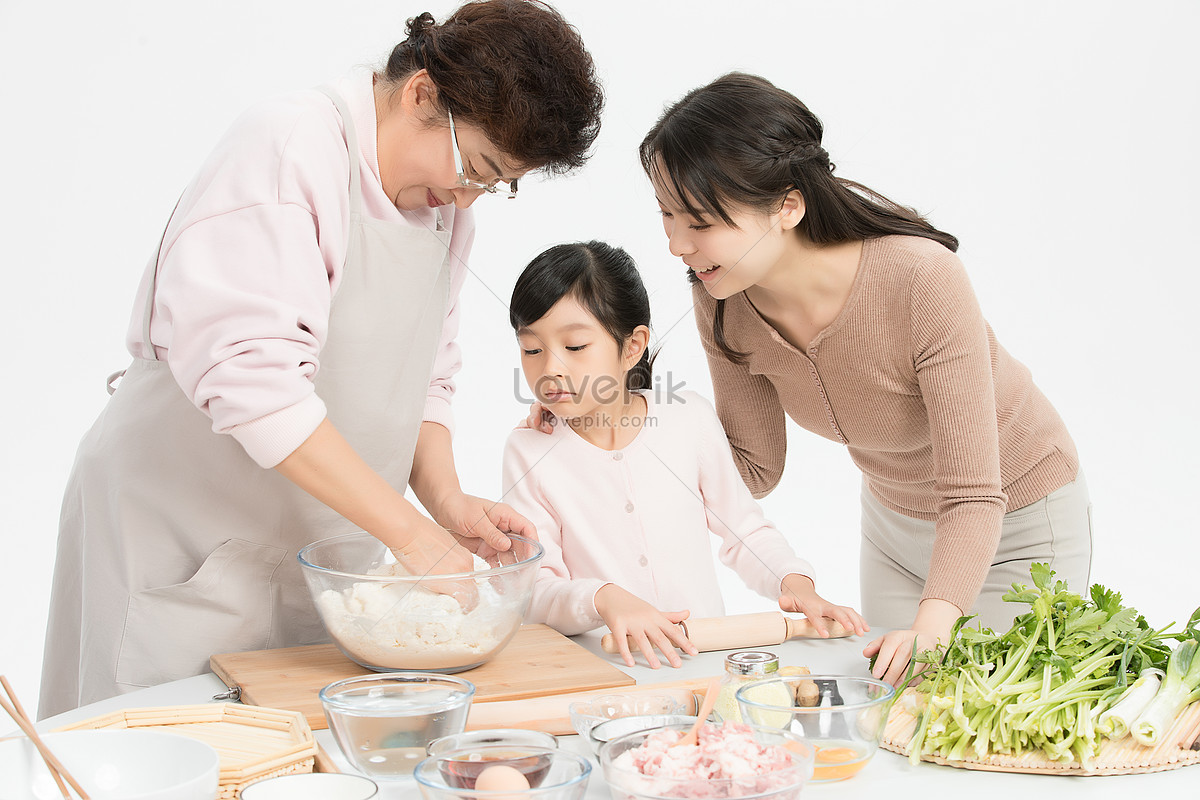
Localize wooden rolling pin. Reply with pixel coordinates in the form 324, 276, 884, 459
600, 611, 852, 655
465, 677, 712, 736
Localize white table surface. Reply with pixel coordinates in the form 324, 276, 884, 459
33, 631, 1197, 799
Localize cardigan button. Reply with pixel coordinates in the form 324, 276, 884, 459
624, 502, 635, 513
613, 452, 624, 461
638, 556, 648, 567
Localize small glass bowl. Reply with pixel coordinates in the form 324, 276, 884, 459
320, 673, 475, 779
735, 675, 895, 783
414, 745, 591, 800
587, 714, 697, 754
568, 694, 687, 740
427, 728, 558, 756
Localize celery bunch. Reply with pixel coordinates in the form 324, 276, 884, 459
904, 563, 1181, 769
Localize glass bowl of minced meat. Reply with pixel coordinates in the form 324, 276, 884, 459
299, 531, 544, 672
599, 721, 815, 800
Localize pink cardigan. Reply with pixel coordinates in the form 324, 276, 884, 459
502, 390, 816, 635
125, 72, 472, 467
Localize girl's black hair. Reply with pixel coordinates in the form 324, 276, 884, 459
509, 241, 656, 391
639, 72, 958, 364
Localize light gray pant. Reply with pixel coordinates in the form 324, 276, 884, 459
860, 472, 1093, 631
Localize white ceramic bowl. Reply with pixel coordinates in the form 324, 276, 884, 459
240, 773, 379, 799
0, 729, 219, 800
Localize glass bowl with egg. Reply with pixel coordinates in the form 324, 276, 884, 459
414, 745, 591, 800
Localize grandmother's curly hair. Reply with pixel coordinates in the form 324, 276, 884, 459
383, 0, 604, 174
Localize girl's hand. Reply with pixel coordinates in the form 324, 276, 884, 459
862, 597, 960, 687
778, 574, 870, 637
518, 401, 556, 434
433, 491, 537, 550
595, 584, 698, 669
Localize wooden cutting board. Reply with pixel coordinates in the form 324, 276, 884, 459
210, 624, 634, 731
882, 688, 1200, 775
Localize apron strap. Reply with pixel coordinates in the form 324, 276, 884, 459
140, 195, 184, 362
317, 86, 365, 221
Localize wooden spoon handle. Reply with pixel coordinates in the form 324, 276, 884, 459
673, 677, 721, 748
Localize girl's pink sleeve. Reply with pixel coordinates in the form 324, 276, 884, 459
501, 430, 608, 635
693, 394, 816, 599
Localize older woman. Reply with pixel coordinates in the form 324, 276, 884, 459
40, 0, 603, 717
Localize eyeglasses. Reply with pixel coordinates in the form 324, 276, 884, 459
448, 109, 518, 199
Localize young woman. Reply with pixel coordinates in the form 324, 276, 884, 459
40, 0, 603, 717
638, 73, 1091, 685
504, 241, 866, 669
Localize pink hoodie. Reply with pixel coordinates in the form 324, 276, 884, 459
125, 72, 472, 467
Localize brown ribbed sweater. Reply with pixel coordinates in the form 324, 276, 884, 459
693, 235, 1079, 613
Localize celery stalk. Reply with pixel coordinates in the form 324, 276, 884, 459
1096, 668, 1163, 740
1130, 639, 1200, 746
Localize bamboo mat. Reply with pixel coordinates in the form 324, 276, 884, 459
881, 690, 1200, 775
57, 703, 316, 797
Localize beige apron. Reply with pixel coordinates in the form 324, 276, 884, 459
39, 87, 452, 718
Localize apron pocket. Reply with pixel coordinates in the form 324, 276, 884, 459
115, 538, 287, 688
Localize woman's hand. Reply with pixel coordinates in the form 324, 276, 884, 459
595, 584, 698, 669
389, 493, 537, 610
518, 401, 556, 434
432, 491, 537, 551
778, 574, 870, 637
388, 512, 479, 609
862, 597, 961, 687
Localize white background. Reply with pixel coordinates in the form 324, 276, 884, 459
2, 1, 1197, 714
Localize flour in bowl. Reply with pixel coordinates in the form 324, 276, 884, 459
317, 559, 521, 670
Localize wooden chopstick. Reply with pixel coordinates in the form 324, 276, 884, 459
0, 676, 90, 799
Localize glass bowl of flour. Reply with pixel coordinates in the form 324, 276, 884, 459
299, 532, 544, 672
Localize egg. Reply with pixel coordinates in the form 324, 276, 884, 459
473, 764, 530, 799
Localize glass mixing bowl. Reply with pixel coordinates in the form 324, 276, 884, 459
298, 531, 543, 672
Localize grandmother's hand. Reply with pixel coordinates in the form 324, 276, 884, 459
388, 514, 479, 609
434, 491, 536, 551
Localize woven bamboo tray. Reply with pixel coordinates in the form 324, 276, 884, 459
881, 689, 1200, 775
57, 703, 317, 798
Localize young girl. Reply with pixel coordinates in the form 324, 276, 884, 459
636, 73, 1092, 685
503, 241, 867, 669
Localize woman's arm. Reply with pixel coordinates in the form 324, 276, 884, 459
866, 251, 1008, 685
693, 289, 788, 498
275, 417, 476, 575
409, 421, 531, 550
